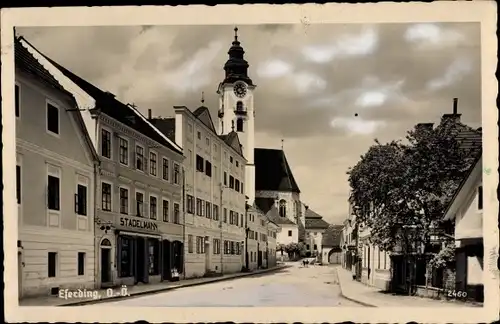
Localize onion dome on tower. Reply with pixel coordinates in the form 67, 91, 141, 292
222, 27, 254, 86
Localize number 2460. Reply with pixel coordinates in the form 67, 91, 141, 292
448, 290, 467, 298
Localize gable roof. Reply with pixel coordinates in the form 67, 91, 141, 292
254, 148, 300, 193
15, 37, 99, 163
219, 131, 244, 156
305, 208, 330, 229
192, 106, 217, 133
26, 37, 182, 156
443, 154, 482, 221
322, 225, 344, 247
255, 197, 296, 225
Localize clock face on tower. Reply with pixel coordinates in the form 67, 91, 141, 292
233, 82, 247, 98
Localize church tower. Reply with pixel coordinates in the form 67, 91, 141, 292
217, 27, 256, 205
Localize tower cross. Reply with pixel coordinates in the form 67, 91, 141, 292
201, 91, 205, 104
234, 27, 239, 41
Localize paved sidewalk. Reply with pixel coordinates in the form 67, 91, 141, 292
20, 264, 289, 307
335, 266, 480, 308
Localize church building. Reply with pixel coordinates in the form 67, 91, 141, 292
216, 27, 306, 244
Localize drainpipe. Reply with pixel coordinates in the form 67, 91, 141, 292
182, 167, 186, 280
91, 109, 101, 289
245, 204, 249, 270
219, 183, 224, 275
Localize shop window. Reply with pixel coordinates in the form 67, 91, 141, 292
148, 239, 160, 276
119, 236, 133, 277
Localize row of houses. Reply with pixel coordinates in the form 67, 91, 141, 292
14, 36, 281, 299
339, 104, 483, 303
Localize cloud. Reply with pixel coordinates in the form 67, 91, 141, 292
256, 59, 293, 78
330, 117, 385, 135
427, 56, 473, 91
293, 72, 327, 94
405, 23, 466, 49
301, 26, 378, 63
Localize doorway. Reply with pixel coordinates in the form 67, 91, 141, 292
204, 236, 211, 273
135, 237, 147, 284
162, 240, 172, 281
18, 251, 23, 299
101, 248, 111, 284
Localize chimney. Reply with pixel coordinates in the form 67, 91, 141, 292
148, 109, 152, 120
442, 98, 461, 124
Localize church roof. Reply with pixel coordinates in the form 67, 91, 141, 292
255, 198, 296, 225
254, 148, 300, 193
321, 225, 344, 247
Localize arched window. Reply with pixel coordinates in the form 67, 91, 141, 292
236, 118, 244, 132
279, 199, 287, 218
100, 238, 111, 246
236, 101, 244, 112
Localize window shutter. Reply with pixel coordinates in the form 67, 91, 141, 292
74, 193, 79, 213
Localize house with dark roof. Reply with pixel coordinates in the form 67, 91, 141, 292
149, 102, 248, 278
321, 225, 345, 265
17, 36, 188, 290
442, 153, 483, 302
15, 37, 101, 298
303, 206, 330, 257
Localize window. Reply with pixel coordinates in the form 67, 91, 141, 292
230, 156, 233, 164
186, 195, 194, 214
235, 179, 240, 192
75, 184, 88, 216
119, 137, 128, 165
46, 103, 59, 135
236, 101, 244, 111
101, 129, 111, 158
16, 165, 21, 204
224, 240, 229, 254
206, 201, 212, 219
241, 214, 244, 226
120, 188, 129, 215
196, 198, 204, 216
148, 239, 160, 275
162, 199, 169, 222
48, 252, 57, 277
377, 249, 381, 269
478, 185, 483, 210
224, 172, 227, 186
288, 230, 292, 237
279, 199, 287, 218
196, 155, 204, 172
306, 244, 310, 250
213, 205, 219, 221
197, 131, 201, 140
174, 163, 180, 184
119, 236, 133, 277
196, 236, 205, 254
48, 175, 61, 211
236, 119, 243, 132
15, 84, 20, 117
236, 161, 239, 167
150, 196, 157, 220
173, 203, 180, 224
313, 244, 317, 250
77, 252, 85, 276
162, 158, 169, 181
206, 137, 210, 146
229, 176, 234, 189
223, 208, 228, 223
213, 239, 220, 254
149, 152, 157, 176
136, 192, 144, 217
135, 145, 145, 171
205, 161, 212, 177
241, 182, 244, 194
188, 235, 194, 253
101, 183, 111, 212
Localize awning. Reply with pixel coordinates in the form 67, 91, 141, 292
117, 230, 162, 239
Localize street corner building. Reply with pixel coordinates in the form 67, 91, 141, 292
245, 204, 279, 270
15, 37, 100, 298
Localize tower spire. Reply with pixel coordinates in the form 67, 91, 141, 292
222, 27, 253, 86
234, 26, 239, 42
281, 139, 284, 150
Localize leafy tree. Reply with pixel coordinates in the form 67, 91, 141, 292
347, 119, 480, 261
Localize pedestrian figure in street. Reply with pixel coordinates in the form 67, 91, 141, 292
302, 260, 306, 267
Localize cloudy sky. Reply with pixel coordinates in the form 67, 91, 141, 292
18, 22, 481, 224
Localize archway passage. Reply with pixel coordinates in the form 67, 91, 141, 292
328, 247, 342, 264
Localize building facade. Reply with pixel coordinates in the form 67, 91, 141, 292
246, 205, 270, 270
15, 37, 99, 298
304, 206, 330, 258
151, 104, 247, 278
321, 225, 344, 265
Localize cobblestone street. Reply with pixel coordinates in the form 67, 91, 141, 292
96, 263, 361, 307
